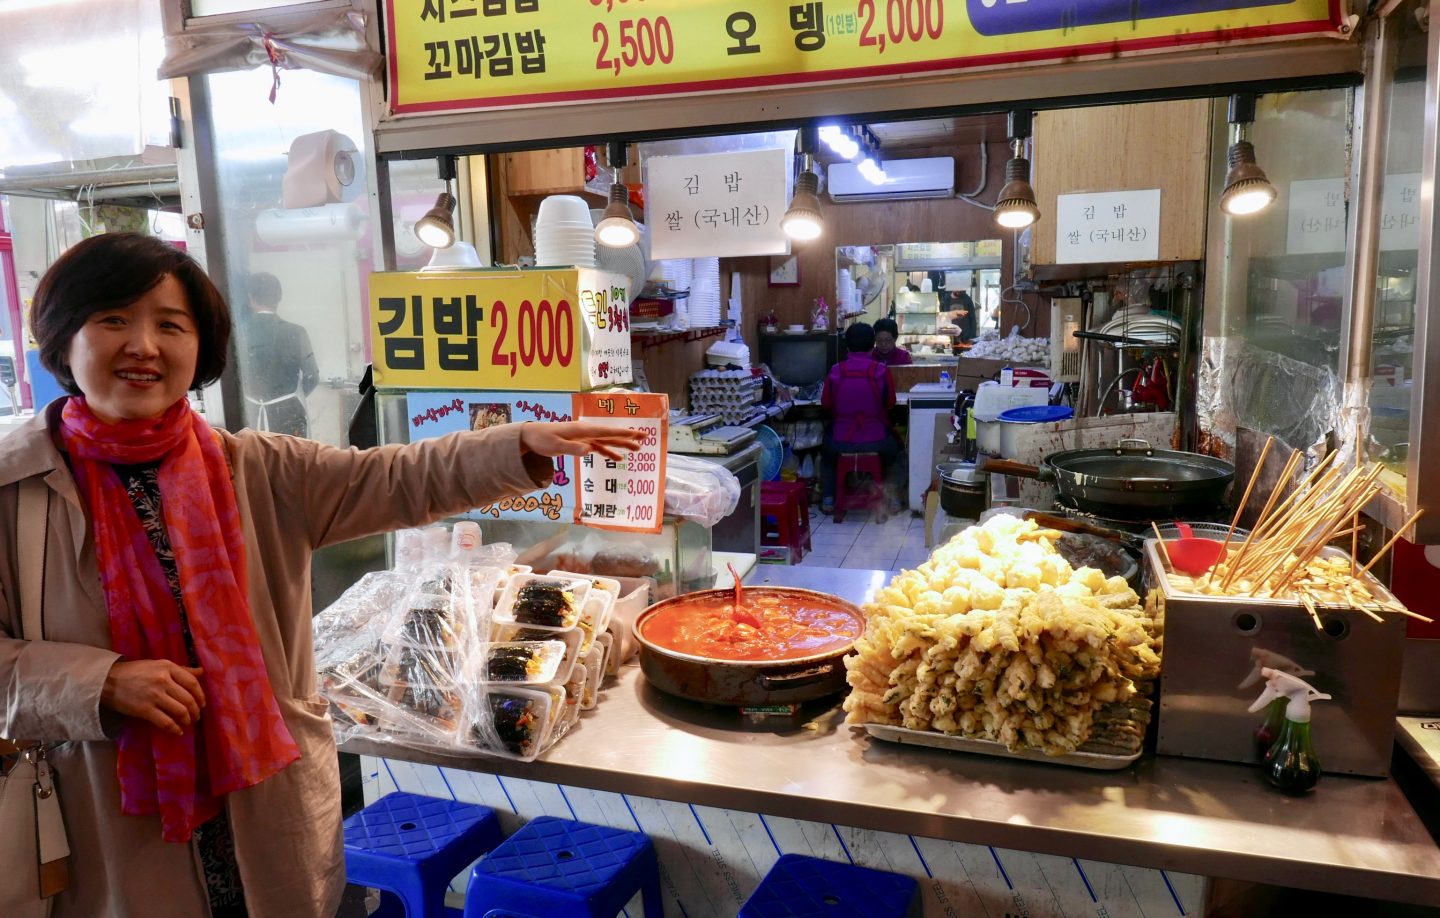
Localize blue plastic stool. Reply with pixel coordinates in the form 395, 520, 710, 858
462, 816, 663, 918
344, 792, 504, 918
739, 854, 921, 918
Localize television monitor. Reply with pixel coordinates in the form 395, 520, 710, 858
760, 332, 838, 388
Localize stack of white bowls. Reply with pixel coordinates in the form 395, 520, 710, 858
689, 257, 723, 327
533, 195, 596, 267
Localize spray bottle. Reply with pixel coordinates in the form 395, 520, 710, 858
1246, 667, 1331, 794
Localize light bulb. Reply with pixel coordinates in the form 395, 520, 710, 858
1220, 141, 1277, 217
594, 182, 640, 248
414, 191, 457, 249
783, 170, 824, 241
858, 158, 887, 185
992, 155, 1039, 231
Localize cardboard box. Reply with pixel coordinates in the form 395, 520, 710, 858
955, 357, 1044, 391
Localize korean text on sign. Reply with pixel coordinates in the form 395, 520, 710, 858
369, 268, 632, 391
648, 147, 790, 259
406, 391, 574, 522
385, 0, 1342, 114
571, 391, 668, 533
1054, 189, 1162, 265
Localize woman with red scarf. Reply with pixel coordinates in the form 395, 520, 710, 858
0, 233, 643, 918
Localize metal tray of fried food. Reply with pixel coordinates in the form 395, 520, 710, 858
863, 725, 1143, 770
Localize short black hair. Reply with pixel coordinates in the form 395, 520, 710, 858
31, 232, 232, 395
873, 317, 899, 338
845, 322, 876, 352
248, 272, 282, 308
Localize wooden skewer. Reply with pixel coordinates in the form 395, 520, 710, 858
1355, 604, 1385, 623
1223, 449, 1303, 588
1350, 512, 1359, 580
1222, 436, 1274, 549
1151, 522, 1174, 573
1299, 592, 1324, 632
1377, 602, 1434, 623
1355, 509, 1425, 580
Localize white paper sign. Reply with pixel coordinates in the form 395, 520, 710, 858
647, 148, 789, 259
1055, 189, 1161, 263
572, 391, 668, 532
576, 267, 633, 387
1286, 174, 1421, 254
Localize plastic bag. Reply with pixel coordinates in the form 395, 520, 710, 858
665, 454, 740, 526
315, 521, 617, 758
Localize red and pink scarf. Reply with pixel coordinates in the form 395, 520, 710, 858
60, 397, 299, 843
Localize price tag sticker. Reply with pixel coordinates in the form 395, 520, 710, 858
572, 392, 668, 533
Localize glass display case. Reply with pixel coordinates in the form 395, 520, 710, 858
375, 391, 712, 598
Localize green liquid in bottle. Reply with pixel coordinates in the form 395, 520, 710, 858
1254, 697, 1287, 756
1262, 719, 1322, 794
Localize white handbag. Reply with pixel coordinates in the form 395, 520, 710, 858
0, 478, 70, 917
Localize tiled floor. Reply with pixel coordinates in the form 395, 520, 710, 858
794, 507, 931, 573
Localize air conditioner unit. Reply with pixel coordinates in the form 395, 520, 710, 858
826, 157, 954, 202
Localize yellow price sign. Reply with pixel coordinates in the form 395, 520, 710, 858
369, 268, 632, 390
384, 0, 1341, 115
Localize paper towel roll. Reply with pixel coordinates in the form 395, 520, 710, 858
282, 130, 361, 209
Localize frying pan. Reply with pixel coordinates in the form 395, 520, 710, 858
983, 439, 1234, 520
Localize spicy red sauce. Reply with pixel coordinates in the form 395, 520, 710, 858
640, 590, 863, 662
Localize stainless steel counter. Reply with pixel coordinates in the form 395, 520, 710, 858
343, 567, 1440, 906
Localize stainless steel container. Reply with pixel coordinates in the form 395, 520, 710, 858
1145, 541, 1406, 777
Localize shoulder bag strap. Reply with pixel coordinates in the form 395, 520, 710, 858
16, 477, 49, 642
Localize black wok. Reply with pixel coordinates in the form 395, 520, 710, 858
982, 438, 1233, 520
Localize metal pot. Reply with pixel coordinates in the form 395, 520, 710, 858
982, 438, 1234, 520
634, 588, 865, 706
936, 461, 988, 519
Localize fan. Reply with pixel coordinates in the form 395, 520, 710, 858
755, 425, 785, 482
857, 272, 887, 309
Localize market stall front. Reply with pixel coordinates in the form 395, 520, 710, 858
339, 565, 1440, 913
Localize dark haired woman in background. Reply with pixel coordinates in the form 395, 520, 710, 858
820, 322, 904, 516
0, 232, 643, 917
870, 317, 912, 366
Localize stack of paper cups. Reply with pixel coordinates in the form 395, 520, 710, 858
533, 195, 596, 267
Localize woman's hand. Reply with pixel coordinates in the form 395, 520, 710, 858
101, 660, 206, 737
519, 421, 647, 461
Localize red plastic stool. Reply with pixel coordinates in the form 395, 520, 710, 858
761, 488, 809, 564
833, 453, 886, 523
761, 481, 813, 558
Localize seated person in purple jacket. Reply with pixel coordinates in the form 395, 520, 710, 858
820, 322, 905, 515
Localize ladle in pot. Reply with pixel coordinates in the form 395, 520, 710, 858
1166, 522, 1227, 575
727, 562, 761, 628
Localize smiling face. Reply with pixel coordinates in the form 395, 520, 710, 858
65, 275, 199, 424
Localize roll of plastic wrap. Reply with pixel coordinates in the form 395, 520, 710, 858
254, 204, 364, 245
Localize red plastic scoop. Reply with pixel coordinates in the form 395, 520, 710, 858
1167, 522, 1227, 575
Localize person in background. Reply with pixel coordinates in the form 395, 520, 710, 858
820, 322, 904, 516
947, 289, 978, 345
871, 317, 913, 366
0, 232, 645, 917
241, 272, 319, 437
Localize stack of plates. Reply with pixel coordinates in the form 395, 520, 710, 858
1097, 310, 1180, 346
534, 195, 595, 267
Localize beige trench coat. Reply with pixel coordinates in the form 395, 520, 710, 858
0, 404, 552, 917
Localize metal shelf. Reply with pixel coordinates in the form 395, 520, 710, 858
630, 327, 726, 351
